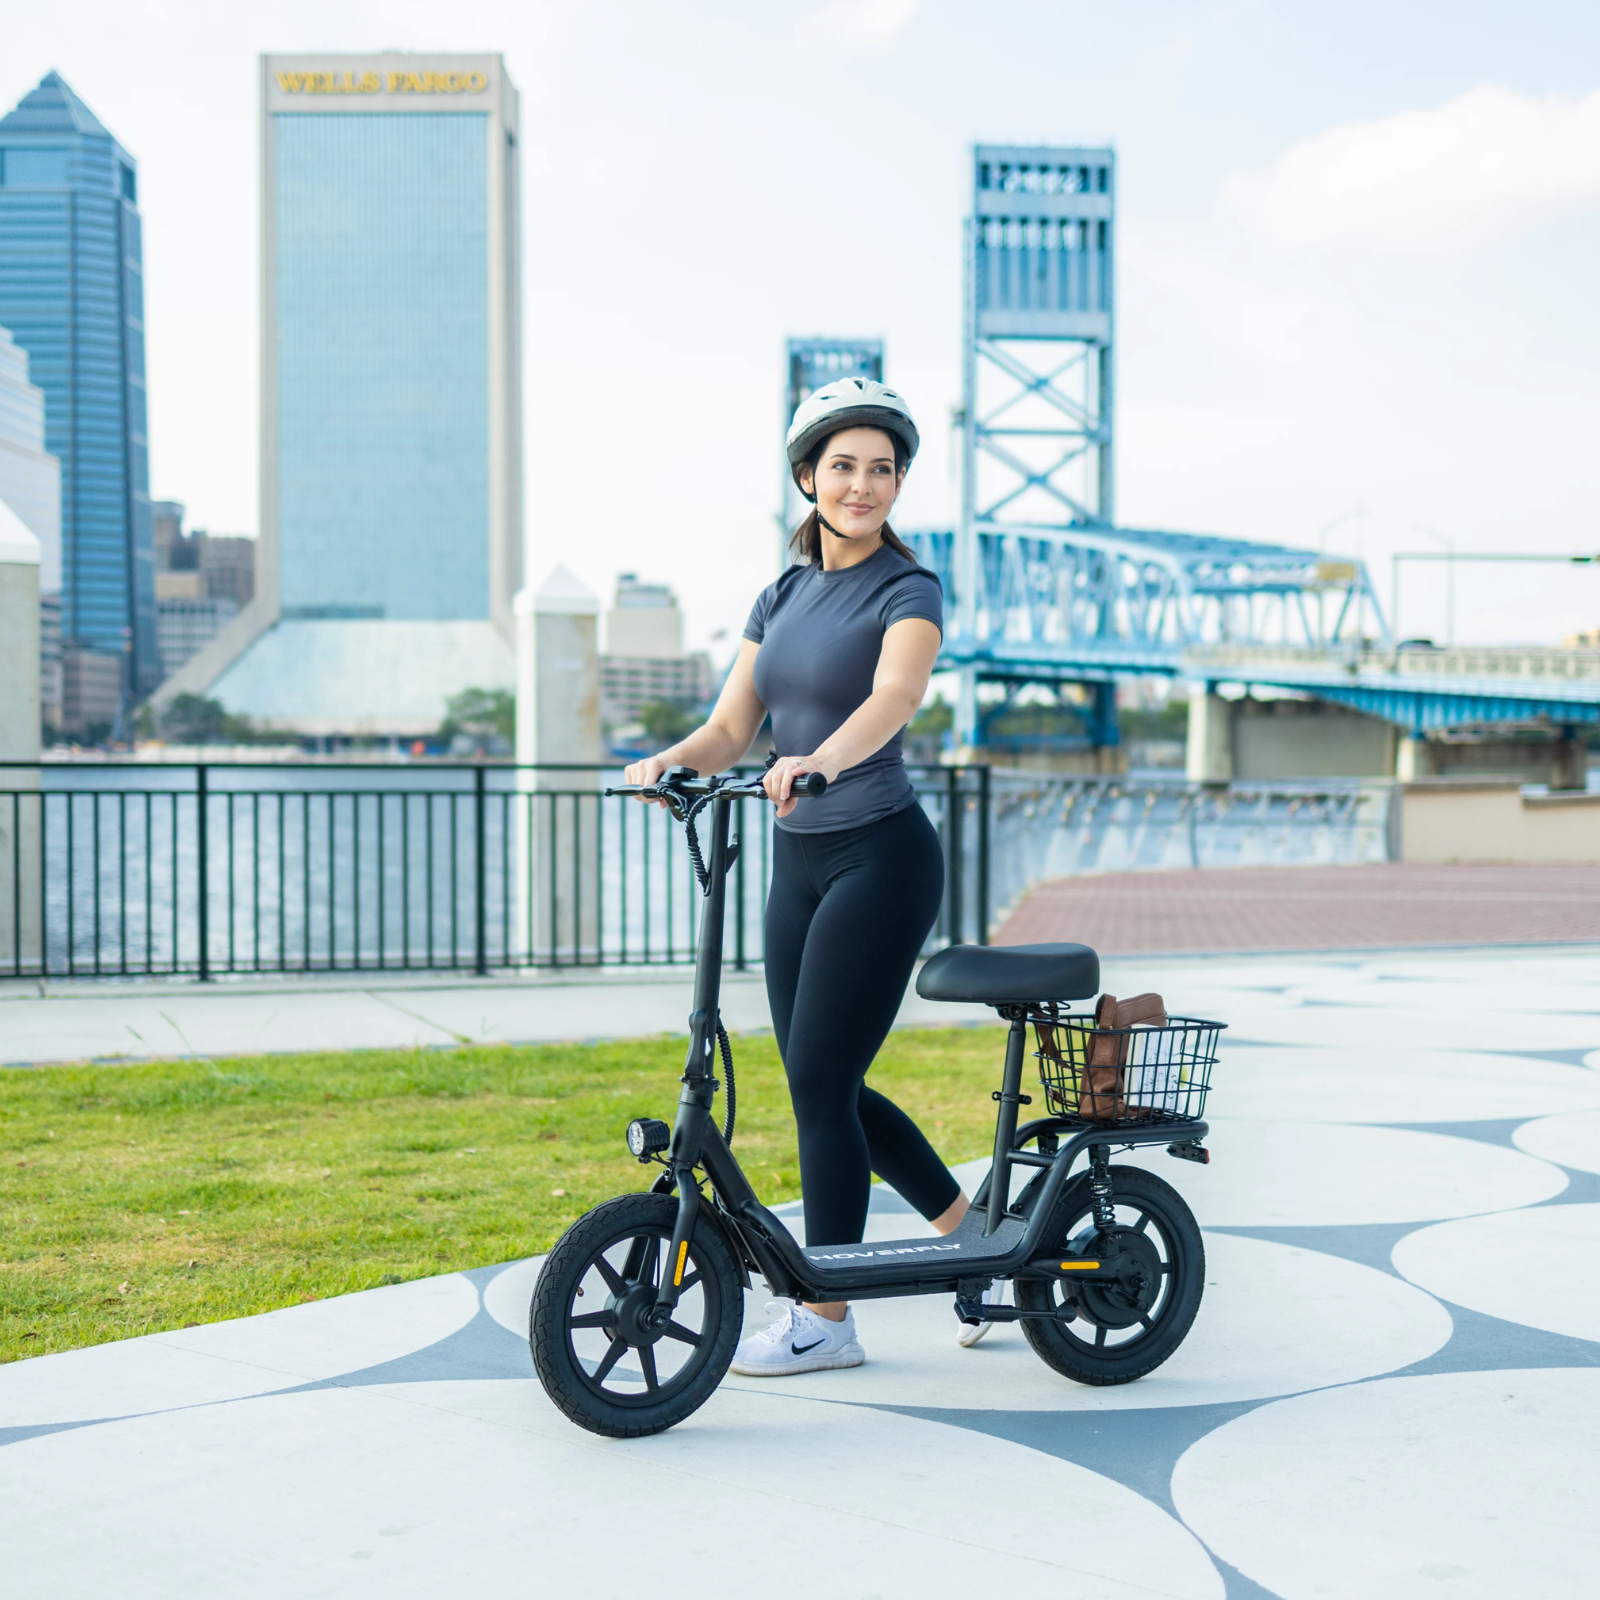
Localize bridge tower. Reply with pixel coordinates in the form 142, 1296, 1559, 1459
779, 337, 884, 573
955, 145, 1116, 748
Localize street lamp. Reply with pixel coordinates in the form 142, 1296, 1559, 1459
1410, 524, 1455, 646
1389, 545, 1600, 648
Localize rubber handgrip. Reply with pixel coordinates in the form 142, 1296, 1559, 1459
796, 771, 828, 797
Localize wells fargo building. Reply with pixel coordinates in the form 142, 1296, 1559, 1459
168, 54, 523, 735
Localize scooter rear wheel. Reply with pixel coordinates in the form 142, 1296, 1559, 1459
1016, 1164, 1203, 1386
530, 1192, 743, 1438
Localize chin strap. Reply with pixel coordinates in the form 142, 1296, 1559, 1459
817, 512, 855, 540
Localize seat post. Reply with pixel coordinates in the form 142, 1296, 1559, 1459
985, 1007, 1029, 1235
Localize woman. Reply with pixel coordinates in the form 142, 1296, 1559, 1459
624, 376, 999, 1375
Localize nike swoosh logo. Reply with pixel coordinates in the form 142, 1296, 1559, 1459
790, 1337, 827, 1355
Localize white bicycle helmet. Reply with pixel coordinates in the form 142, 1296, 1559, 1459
786, 377, 920, 501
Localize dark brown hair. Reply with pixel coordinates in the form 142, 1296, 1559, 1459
788, 427, 919, 566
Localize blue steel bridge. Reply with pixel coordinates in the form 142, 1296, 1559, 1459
900, 523, 1600, 744
788, 144, 1600, 750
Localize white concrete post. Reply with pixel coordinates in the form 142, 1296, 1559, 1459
1395, 734, 1428, 782
1185, 684, 1233, 783
515, 566, 601, 963
0, 500, 42, 971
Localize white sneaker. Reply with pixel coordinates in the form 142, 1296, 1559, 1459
956, 1279, 1009, 1348
730, 1300, 865, 1376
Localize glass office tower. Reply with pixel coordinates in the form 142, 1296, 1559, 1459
261, 54, 522, 634
0, 72, 158, 702
172, 54, 523, 734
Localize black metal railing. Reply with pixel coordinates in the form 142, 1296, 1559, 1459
0, 763, 992, 981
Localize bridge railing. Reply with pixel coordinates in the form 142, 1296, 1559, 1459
1190, 642, 1600, 684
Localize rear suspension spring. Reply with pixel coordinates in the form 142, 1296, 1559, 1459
1088, 1144, 1116, 1235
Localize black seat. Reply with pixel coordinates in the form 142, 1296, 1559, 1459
916, 942, 1099, 1006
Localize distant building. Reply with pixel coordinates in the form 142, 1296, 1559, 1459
197, 535, 255, 607
157, 596, 239, 680
39, 589, 61, 733
0, 320, 63, 736
599, 574, 712, 727
150, 500, 256, 675
151, 500, 184, 567
0, 323, 60, 589
605, 573, 684, 658
60, 646, 121, 740
155, 53, 523, 737
599, 655, 714, 726
0, 72, 159, 703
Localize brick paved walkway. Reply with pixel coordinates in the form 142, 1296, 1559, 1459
995, 864, 1600, 954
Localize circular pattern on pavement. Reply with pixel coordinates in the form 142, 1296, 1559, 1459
1173, 1370, 1600, 1600
0, 1380, 1226, 1599
0, 1273, 480, 1429
959, 1119, 1566, 1228
1219, 1050, 1600, 1124
1514, 1108, 1600, 1176
1113, 1119, 1566, 1226
730, 1232, 1450, 1411
1392, 1203, 1600, 1343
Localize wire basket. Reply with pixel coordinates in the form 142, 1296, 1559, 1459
1030, 1003, 1223, 1126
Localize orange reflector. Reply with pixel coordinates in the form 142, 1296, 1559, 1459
673, 1241, 689, 1285
1059, 1260, 1100, 1271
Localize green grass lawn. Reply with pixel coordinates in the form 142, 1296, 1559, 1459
0, 1024, 1010, 1365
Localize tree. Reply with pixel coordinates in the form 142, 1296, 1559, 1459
439, 688, 515, 749
157, 694, 257, 745
637, 700, 693, 743
910, 694, 953, 740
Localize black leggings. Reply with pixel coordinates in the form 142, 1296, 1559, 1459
764, 801, 961, 1247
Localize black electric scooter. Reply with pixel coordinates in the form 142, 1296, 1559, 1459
530, 768, 1224, 1438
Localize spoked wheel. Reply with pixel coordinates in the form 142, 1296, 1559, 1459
530, 1192, 743, 1438
1015, 1164, 1204, 1386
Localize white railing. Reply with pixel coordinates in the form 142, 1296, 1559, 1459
985, 770, 1392, 934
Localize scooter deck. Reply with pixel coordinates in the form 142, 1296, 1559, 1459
800, 1210, 1025, 1273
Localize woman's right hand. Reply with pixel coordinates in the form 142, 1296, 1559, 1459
623, 754, 672, 805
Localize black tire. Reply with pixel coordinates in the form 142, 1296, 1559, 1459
530, 1192, 743, 1438
1015, 1164, 1204, 1386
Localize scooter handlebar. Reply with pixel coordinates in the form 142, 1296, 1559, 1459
604, 770, 828, 801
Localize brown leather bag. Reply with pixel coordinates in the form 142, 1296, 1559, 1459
1083, 993, 1168, 1120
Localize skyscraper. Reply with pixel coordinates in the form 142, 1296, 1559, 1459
0, 72, 158, 703
162, 54, 524, 737
0, 321, 59, 590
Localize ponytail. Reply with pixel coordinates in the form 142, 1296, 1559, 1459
788, 510, 920, 566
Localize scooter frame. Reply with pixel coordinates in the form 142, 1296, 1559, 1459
611, 768, 1209, 1330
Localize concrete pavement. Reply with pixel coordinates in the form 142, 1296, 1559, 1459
4, 945, 1600, 1596
0, 964, 993, 1067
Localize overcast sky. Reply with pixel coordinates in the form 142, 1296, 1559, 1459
5, 0, 1600, 652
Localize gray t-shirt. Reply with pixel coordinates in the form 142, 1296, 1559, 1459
743, 543, 942, 834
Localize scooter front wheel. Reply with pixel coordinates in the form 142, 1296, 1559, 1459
530, 1192, 743, 1438
1015, 1164, 1204, 1386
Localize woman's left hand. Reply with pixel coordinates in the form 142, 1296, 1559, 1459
764, 753, 841, 819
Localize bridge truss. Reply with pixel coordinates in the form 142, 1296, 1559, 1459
903, 523, 1390, 743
